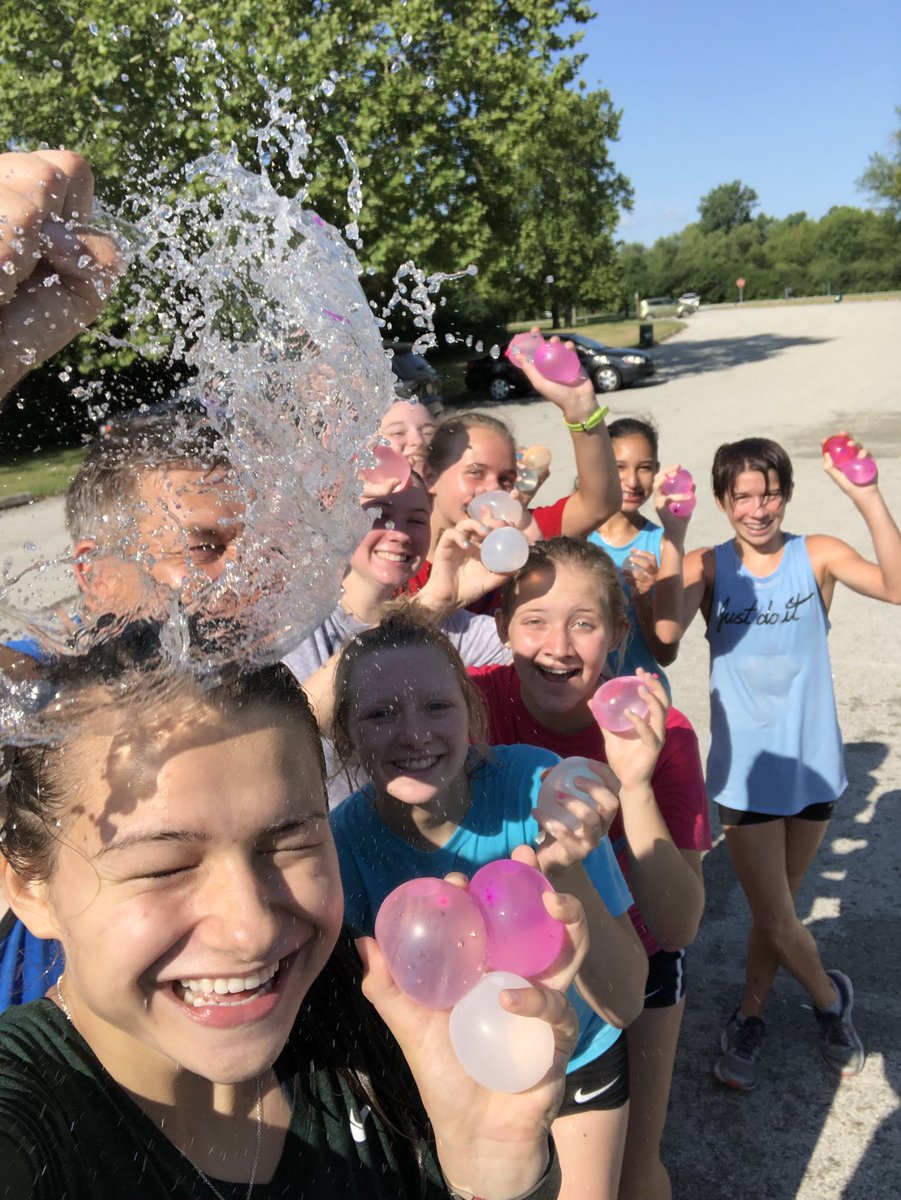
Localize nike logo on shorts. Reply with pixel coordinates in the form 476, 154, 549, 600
573, 1077, 619, 1104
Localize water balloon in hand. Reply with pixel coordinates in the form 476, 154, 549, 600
823, 433, 877, 485
359, 443, 412, 489
661, 468, 696, 517
589, 676, 650, 733
470, 860, 565, 977
449, 971, 556, 1093
537, 757, 602, 832
533, 340, 583, 386
466, 491, 529, 573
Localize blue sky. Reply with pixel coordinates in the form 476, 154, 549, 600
571, 0, 901, 246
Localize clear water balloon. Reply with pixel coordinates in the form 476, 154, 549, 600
532, 341, 582, 386
469, 860, 564, 977
661, 468, 696, 517
589, 676, 650, 733
480, 526, 530, 573
537, 757, 601, 832
466, 490, 523, 524
374, 878, 488, 1009
449, 971, 556, 1093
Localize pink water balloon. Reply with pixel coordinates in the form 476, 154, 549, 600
359, 443, 412, 489
505, 331, 544, 364
589, 675, 650, 733
466, 490, 524, 525
844, 455, 878, 486
537, 757, 601, 832
374, 878, 488, 1009
822, 434, 856, 467
470, 860, 565, 977
532, 341, 583, 386
449, 971, 556, 1093
480, 526, 530, 573
661, 468, 696, 517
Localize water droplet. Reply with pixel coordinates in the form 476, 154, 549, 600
401, 33, 412, 48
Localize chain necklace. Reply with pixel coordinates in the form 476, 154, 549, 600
55, 976, 265, 1200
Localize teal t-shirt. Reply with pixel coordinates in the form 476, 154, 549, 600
331, 744, 634, 1073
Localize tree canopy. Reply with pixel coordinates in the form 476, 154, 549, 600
857, 105, 901, 219
697, 180, 759, 235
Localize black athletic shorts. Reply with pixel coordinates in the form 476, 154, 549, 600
717, 800, 835, 827
558, 1032, 629, 1115
643, 947, 686, 1009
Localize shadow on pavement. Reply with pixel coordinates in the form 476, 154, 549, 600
652, 333, 831, 377
663, 739, 898, 1199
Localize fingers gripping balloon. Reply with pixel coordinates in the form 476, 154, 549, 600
537, 756, 603, 832
375, 862, 561, 1092
506, 333, 583, 386
589, 676, 650, 734
661, 468, 696, 517
466, 491, 530, 573
822, 433, 878, 486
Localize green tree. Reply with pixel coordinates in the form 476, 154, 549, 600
698, 180, 759, 235
856, 105, 901, 218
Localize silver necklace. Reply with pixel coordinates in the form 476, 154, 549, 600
55, 976, 264, 1200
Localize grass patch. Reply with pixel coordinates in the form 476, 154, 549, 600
0, 445, 88, 500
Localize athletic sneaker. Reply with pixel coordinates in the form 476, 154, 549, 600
815, 970, 865, 1077
713, 1009, 766, 1091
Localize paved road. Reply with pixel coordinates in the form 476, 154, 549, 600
2, 300, 900, 1197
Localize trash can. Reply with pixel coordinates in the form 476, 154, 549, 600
638, 323, 654, 348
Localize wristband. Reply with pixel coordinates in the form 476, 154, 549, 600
563, 405, 608, 433
443, 1138, 559, 1200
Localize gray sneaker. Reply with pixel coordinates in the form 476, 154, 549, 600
815, 970, 865, 1077
713, 1009, 766, 1091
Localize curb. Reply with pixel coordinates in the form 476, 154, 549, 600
0, 492, 33, 511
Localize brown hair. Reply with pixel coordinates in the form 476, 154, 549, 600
1, 660, 322, 882
65, 405, 230, 545
332, 602, 488, 775
711, 437, 794, 503
425, 411, 516, 479
499, 536, 629, 643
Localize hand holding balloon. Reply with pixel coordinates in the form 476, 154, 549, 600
593, 669, 668, 792
589, 676, 651, 733
466, 491, 530, 573
660, 467, 697, 517
822, 432, 878, 487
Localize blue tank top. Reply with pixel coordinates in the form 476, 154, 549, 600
589, 521, 671, 696
706, 535, 846, 814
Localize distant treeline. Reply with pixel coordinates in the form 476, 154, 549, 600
618, 205, 901, 306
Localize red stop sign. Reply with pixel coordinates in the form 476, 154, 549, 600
736, 277, 746, 288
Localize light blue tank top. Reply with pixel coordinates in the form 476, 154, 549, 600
705, 535, 846, 814
589, 521, 671, 696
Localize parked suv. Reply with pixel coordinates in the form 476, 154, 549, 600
639, 296, 697, 319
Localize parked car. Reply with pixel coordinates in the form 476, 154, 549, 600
464, 332, 655, 400
384, 341, 444, 415
678, 292, 701, 309
639, 296, 696, 318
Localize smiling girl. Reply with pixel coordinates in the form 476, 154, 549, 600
470, 537, 709, 1200
329, 608, 648, 1200
680, 437, 901, 1091
0, 656, 580, 1199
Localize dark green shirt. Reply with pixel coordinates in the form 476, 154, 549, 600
0, 1000, 443, 1199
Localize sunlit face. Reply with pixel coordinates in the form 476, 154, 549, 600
34, 709, 341, 1088
346, 645, 471, 808
379, 400, 437, 471
719, 467, 787, 546
612, 434, 657, 514
350, 478, 432, 590
500, 564, 617, 727
76, 465, 246, 617
427, 426, 518, 529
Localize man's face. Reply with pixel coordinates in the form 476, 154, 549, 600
75, 465, 246, 618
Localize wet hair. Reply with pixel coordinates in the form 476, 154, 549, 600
607, 416, 659, 463
65, 402, 230, 545
332, 603, 488, 775
425, 411, 516, 479
711, 438, 794, 503
498, 537, 629, 644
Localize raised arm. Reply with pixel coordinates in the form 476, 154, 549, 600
0, 150, 121, 404
513, 339, 622, 537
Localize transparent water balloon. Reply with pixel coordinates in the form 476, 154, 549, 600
449, 971, 556, 1093
374, 878, 488, 1009
516, 466, 540, 494
589, 675, 650, 733
661, 468, 696, 517
470, 860, 564, 977
466, 490, 523, 524
359, 443, 412, 489
537, 756, 601, 832
533, 341, 582, 386
480, 526, 530, 573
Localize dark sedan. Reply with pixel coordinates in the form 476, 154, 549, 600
464, 332, 655, 401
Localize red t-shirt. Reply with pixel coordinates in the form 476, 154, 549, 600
469, 662, 711, 954
407, 496, 570, 614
